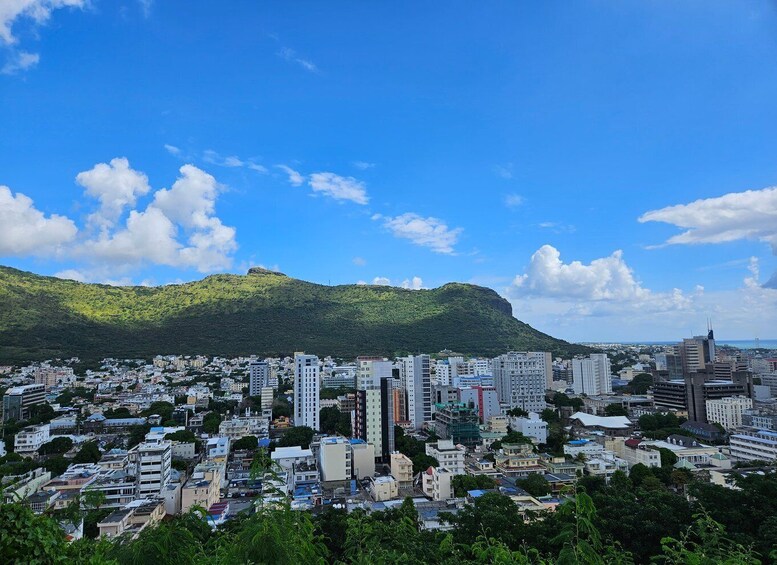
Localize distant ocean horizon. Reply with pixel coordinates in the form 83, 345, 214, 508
584, 339, 777, 350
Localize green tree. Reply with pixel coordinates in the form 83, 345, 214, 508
141, 401, 175, 422
604, 404, 628, 417
319, 406, 351, 436
0, 503, 68, 563
164, 429, 197, 443
451, 474, 497, 497
38, 436, 73, 455
276, 426, 315, 449
626, 373, 653, 395
232, 435, 259, 451
202, 412, 221, 434
518, 473, 550, 497
658, 447, 678, 467
73, 441, 101, 464
507, 407, 529, 418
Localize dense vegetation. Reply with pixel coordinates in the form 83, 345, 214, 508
0, 266, 587, 363
3, 469, 776, 564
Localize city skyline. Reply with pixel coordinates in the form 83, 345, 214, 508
1, 2, 777, 341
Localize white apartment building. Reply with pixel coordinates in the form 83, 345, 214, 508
425, 439, 465, 475
705, 396, 753, 430
492, 352, 551, 413
399, 355, 432, 430
249, 361, 270, 396
434, 362, 451, 386
572, 354, 613, 396
294, 354, 320, 430
510, 413, 548, 444
129, 435, 172, 499
729, 428, 777, 462
14, 423, 50, 455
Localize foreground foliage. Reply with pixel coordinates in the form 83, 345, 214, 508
2, 470, 775, 564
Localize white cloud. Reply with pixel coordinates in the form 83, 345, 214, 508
1, 50, 38, 74
358, 276, 424, 290
639, 186, 777, 253
401, 276, 424, 290
504, 193, 523, 208
78, 163, 237, 272
537, 221, 576, 233
247, 162, 268, 173
277, 47, 318, 73
0, 185, 77, 256
164, 144, 181, 156
276, 164, 304, 187
76, 157, 151, 229
352, 256, 366, 266
0, 0, 85, 45
308, 172, 369, 205
494, 164, 514, 179
54, 269, 86, 282
379, 212, 462, 254
510, 244, 691, 312
352, 161, 375, 170
138, 0, 153, 18
223, 156, 244, 168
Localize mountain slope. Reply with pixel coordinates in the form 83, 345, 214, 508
0, 266, 588, 362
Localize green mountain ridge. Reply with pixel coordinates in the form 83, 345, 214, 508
0, 265, 588, 362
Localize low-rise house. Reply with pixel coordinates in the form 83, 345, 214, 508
98, 499, 165, 539
369, 475, 398, 501
390, 452, 414, 489
495, 443, 545, 478
422, 466, 454, 501
569, 412, 633, 437
14, 423, 50, 455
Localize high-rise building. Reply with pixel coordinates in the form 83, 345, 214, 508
353, 357, 395, 461
294, 354, 320, 430
248, 361, 269, 397
679, 328, 716, 375
399, 355, 432, 430
492, 352, 551, 413
3, 384, 46, 422
572, 354, 613, 396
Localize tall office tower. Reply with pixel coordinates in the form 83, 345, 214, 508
679, 328, 716, 376
249, 360, 270, 397
572, 354, 613, 395
399, 355, 432, 430
294, 354, 320, 430
354, 357, 395, 460
492, 352, 551, 413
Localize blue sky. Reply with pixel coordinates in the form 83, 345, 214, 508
1, 1, 777, 342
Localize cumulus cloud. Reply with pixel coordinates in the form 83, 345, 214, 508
639, 186, 777, 253
276, 164, 304, 187
76, 157, 151, 229
308, 172, 369, 205
0, 185, 78, 256
401, 276, 424, 290
504, 193, 524, 208
0, 0, 85, 45
372, 276, 391, 286
54, 269, 86, 282
352, 161, 375, 170
378, 213, 462, 254
352, 256, 366, 266
494, 164, 514, 180
510, 245, 691, 312
77, 162, 237, 273
164, 144, 181, 156
1, 50, 38, 74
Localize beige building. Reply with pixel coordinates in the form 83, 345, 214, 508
98, 499, 165, 539
390, 452, 414, 488
369, 475, 398, 501
422, 466, 454, 501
